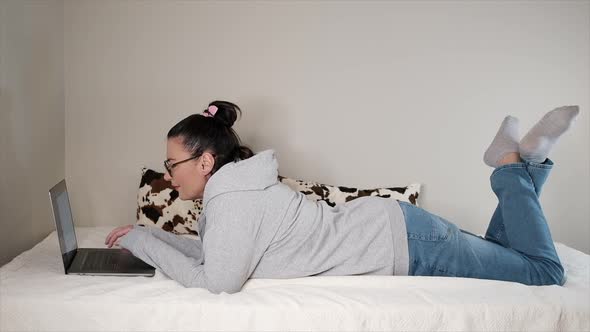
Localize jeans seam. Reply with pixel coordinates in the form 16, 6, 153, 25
412, 259, 450, 275
408, 232, 450, 241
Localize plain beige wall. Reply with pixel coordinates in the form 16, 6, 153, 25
64, 1, 589, 253
0, 0, 64, 266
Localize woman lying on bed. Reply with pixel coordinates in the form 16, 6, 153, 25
105, 101, 579, 294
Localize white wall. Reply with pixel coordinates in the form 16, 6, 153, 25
0, 0, 65, 266
64, 1, 589, 253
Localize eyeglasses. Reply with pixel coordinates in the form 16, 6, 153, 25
164, 153, 216, 176
164, 155, 199, 176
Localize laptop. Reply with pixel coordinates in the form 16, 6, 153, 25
49, 179, 155, 277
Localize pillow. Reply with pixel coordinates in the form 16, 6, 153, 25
277, 175, 421, 207
136, 168, 421, 237
136, 168, 202, 239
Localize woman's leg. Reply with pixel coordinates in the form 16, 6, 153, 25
484, 158, 552, 247
401, 107, 578, 285
400, 160, 565, 286
481, 118, 522, 247
401, 159, 563, 285
486, 160, 563, 284
484, 105, 579, 247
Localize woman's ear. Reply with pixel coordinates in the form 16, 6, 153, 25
201, 152, 216, 173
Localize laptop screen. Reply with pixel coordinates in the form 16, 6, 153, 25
55, 190, 77, 253
49, 180, 78, 272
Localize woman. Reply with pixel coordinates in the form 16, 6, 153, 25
105, 101, 579, 294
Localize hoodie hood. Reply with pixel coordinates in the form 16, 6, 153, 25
202, 149, 279, 209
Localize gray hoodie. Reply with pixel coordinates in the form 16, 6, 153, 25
120, 149, 409, 294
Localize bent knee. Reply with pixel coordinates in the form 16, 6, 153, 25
530, 259, 565, 286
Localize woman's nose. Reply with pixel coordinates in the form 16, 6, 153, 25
164, 171, 171, 181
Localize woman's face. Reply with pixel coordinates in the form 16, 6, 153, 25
163, 136, 215, 200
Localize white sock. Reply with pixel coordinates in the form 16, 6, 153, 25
484, 116, 520, 168
519, 106, 580, 163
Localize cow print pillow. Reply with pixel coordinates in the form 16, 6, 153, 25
136, 168, 202, 239
277, 175, 421, 207
136, 168, 421, 238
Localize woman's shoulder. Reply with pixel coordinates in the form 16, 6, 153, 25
205, 190, 268, 211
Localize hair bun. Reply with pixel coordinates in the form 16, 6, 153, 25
206, 100, 241, 128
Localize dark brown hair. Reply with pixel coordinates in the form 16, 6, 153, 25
167, 100, 254, 175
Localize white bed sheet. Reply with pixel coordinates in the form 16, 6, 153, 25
1, 226, 589, 332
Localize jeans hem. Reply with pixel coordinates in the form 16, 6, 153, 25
491, 158, 554, 178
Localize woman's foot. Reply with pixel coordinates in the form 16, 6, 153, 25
519, 106, 580, 163
484, 116, 520, 168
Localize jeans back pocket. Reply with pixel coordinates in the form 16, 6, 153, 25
401, 203, 452, 242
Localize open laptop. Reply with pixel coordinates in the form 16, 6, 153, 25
49, 179, 155, 277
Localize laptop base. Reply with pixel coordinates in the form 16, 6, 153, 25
66, 248, 155, 277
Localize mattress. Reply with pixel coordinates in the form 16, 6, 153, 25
1, 226, 589, 332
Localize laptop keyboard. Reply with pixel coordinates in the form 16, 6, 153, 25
80, 252, 119, 271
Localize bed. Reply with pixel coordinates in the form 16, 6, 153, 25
1, 226, 589, 332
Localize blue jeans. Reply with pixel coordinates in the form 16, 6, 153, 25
398, 159, 565, 286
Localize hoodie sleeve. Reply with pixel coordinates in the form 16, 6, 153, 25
131, 224, 203, 260
120, 195, 260, 294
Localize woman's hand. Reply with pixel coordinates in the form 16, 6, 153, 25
105, 225, 134, 248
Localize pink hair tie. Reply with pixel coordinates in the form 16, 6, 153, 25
203, 105, 218, 117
